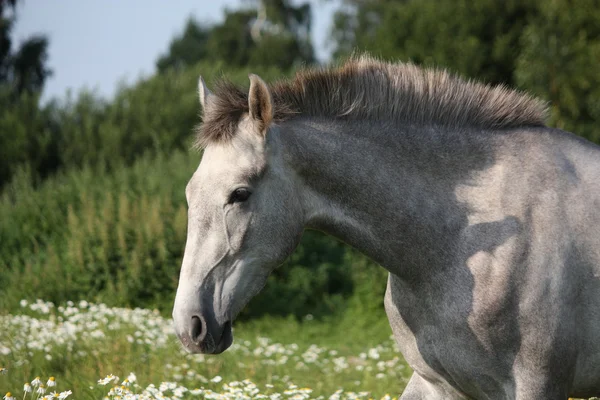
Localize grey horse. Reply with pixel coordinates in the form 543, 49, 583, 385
172, 56, 600, 399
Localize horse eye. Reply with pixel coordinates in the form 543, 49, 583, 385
229, 188, 251, 204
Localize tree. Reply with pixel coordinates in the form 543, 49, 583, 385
330, 0, 600, 144
0, 0, 51, 95
156, 18, 210, 73
156, 0, 314, 73
0, 0, 53, 186
515, 0, 600, 143
331, 0, 538, 86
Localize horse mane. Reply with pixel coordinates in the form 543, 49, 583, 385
196, 55, 547, 148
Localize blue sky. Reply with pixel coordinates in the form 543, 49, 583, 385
13, 0, 337, 102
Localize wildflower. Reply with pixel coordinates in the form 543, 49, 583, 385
23, 383, 32, 393
97, 374, 118, 385
3, 393, 14, 400
36, 384, 46, 395
58, 391, 72, 400
210, 376, 222, 383
0, 368, 6, 375
126, 372, 137, 383
47, 377, 56, 387
31, 377, 42, 387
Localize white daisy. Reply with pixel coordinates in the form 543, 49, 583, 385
97, 374, 118, 385
58, 390, 72, 400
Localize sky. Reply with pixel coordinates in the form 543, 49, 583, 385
12, 0, 338, 102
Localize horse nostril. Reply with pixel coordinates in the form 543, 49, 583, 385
190, 315, 206, 344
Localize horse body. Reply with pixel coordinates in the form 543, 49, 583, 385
172, 57, 600, 399
281, 119, 600, 399
383, 130, 600, 399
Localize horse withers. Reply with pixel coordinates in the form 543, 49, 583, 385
172, 56, 600, 399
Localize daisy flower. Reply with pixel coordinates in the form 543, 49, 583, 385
36, 385, 46, 395
58, 391, 72, 400
97, 374, 118, 385
126, 372, 137, 383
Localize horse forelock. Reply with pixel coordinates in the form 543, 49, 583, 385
194, 54, 548, 149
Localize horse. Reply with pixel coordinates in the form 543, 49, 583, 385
172, 56, 600, 399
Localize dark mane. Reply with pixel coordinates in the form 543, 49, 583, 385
196, 55, 547, 148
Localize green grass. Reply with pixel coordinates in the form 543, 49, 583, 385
1, 300, 410, 399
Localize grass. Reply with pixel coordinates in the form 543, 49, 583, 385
1, 299, 411, 399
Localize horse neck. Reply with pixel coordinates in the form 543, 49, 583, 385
277, 118, 496, 278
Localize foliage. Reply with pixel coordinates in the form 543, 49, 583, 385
331, 0, 600, 144
0, 61, 285, 188
0, 149, 386, 320
0, 152, 193, 312
156, 0, 314, 74
332, 0, 538, 86
514, 0, 600, 143
0, 88, 54, 184
0, 0, 51, 184
0, 0, 51, 95
156, 18, 211, 73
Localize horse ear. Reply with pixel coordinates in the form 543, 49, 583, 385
198, 76, 212, 113
248, 74, 273, 132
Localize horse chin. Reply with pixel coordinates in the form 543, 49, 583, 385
212, 321, 233, 354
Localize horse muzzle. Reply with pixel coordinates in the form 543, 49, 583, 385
173, 305, 233, 354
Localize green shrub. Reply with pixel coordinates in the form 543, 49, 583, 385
0, 151, 195, 311
0, 150, 387, 319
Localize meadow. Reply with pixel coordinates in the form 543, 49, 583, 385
2, 0, 600, 397
1, 299, 410, 399
0, 130, 396, 399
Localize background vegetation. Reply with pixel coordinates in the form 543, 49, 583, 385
1, 0, 599, 376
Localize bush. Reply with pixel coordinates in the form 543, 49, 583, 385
0, 150, 386, 319
0, 151, 195, 312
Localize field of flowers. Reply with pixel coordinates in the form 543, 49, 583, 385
1, 300, 411, 399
